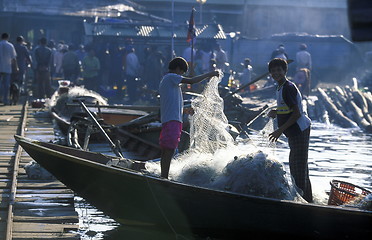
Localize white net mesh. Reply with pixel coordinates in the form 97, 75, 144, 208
188, 76, 234, 154
145, 75, 304, 202
248, 118, 277, 155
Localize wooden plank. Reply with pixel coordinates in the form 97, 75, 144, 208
14, 202, 73, 209
0, 104, 80, 240
0, 174, 12, 179
0, 167, 11, 174
13, 215, 79, 223
0, 181, 11, 188
12, 232, 79, 239
14, 208, 78, 219
16, 189, 74, 194
12, 222, 79, 232
0, 131, 18, 135
0, 157, 14, 161
0, 154, 15, 159
15, 193, 74, 203
0, 115, 14, 121
17, 181, 67, 189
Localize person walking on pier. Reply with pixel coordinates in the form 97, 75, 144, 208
267, 58, 313, 202
0, 33, 18, 105
159, 57, 219, 179
62, 45, 80, 84
34, 37, 52, 99
82, 48, 100, 92
14, 36, 32, 93
125, 47, 140, 103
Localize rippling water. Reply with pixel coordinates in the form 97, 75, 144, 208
274, 122, 372, 203
78, 121, 371, 239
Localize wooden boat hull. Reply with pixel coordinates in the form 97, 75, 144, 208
15, 136, 372, 239
51, 107, 147, 134
97, 112, 142, 125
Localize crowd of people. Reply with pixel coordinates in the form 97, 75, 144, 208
270, 43, 312, 97
0, 31, 312, 105
0, 31, 314, 202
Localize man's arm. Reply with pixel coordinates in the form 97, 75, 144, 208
12, 58, 19, 72
24, 46, 32, 65
181, 70, 219, 84
11, 46, 19, 72
268, 105, 301, 142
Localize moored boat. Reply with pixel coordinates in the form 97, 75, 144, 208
48, 85, 151, 134
15, 135, 372, 239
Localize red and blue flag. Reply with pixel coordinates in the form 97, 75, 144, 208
186, 7, 196, 43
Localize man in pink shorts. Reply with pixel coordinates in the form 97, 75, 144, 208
159, 57, 219, 178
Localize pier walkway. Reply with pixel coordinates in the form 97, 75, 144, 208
0, 102, 79, 239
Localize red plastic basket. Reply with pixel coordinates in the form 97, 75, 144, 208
328, 180, 371, 206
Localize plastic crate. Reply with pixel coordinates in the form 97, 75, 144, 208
328, 180, 371, 206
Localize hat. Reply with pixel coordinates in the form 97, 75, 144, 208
16, 36, 24, 42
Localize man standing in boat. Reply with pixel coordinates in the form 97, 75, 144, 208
159, 57, 219, 179
267, 58, 313, 203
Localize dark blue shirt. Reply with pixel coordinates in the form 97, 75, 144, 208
14, 43, 30, 70
277, 80, 302, 137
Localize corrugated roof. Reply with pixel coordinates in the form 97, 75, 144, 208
1, 0, 169, 22
85, 22, 226, 39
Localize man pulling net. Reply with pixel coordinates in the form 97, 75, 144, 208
146, 57, 305, 202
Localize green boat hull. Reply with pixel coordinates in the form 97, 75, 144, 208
15, 135, 372, 239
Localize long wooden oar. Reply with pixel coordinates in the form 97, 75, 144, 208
223, 59, 294, 99
77, 100, 124, 158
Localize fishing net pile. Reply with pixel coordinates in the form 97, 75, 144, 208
47, 86, 108, 119
145, 75, 304, 201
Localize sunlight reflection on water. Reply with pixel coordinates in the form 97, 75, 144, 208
273, 122, 372, 203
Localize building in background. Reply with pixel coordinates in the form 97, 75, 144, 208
136, 0, 245, 33
138, 0, 350, 39
242, 0, 350, 39
0, 0, 161, 45
0, 0, 351, 44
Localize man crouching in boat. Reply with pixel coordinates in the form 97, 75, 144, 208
267, 58, 313, 203
159, 57, 219, 179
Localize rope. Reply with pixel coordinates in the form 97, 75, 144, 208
142, 170, 191, 240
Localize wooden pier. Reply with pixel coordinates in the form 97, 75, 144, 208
0, 102, 79, 239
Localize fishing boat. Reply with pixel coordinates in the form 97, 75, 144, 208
47, 84, 162, 159
48, 85, 152, 135
15, 135, 372, 239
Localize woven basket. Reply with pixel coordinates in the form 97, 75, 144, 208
328, 180, 371, 206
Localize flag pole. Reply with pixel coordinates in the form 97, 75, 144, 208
171, 0, 175, 59
190, 35, 194, 76
186, 7, 196, 77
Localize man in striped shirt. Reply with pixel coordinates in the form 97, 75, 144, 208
267, 58, 313, 203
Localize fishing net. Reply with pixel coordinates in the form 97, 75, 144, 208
188, 75, 234, 154
248, 118, 277, 155
47, 86, 108, 119
145, 75, 305, 202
